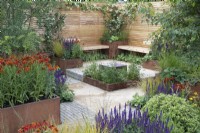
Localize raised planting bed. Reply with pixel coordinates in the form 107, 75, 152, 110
0, 96, 60, 133
99, 62, 127, 70
54, 57, 83, 73
83, 76, 137, 91
142, 60, 159, 70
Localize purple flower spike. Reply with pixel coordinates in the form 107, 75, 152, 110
95, 104, 173, 133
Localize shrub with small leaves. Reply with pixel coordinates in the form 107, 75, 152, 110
142, 94, 200, 133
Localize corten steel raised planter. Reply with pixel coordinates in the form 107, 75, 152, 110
0, 96, 60, 133
83, 76, 136, 91
54, 57, 83, 74
142, 60, 159, 70
102, 41, 128, 59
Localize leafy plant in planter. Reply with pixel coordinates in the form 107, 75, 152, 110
100, 4, 137, 43
0, 53, 58, 108
142, 94, 200, 133
84, 63, 140, 84
116, 53, 142, 64
81, 52, 108, 62
53, 37, 83, 59
54, 69, 74, 102
0, 53, 60, 132
53, 37, 83, 71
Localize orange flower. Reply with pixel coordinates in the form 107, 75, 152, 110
51, 127, 59, 133
24, 67, 30, 72
48, 65, 55, 71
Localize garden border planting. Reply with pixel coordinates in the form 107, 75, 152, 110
0, 96, 60, 133
83, 76, 137, 91
54, 57, 83, 73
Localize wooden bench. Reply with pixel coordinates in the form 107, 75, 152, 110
81, 45, 109, 51
118, 45, 150, 54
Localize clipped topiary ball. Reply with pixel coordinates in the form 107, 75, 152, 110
142, 94, 200, 133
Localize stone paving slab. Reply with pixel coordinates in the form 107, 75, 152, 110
61, 60, 158, 125
69, 82, 144, 113
60, 101, 95, 125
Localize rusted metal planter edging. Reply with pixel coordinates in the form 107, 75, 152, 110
83, 76, 135, 91
0, 96, 60, 133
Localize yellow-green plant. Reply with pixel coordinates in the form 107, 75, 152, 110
53, 41, 64, 58
142, 94, 200, 133
59, 121, 108, 133
140, 76, 161, 96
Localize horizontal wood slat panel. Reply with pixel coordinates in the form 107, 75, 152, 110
31, 2, 167, 49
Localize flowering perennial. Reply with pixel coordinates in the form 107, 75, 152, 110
18, 120, 58, 133
96, 104, 173, 133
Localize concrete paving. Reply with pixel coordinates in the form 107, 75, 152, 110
60, 60, 159, 124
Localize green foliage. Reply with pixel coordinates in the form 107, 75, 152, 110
130, 93, 148, 108
0, 0, 65, 55
63, 44, 83, 59
116, 53, 142, 64
127, 63, 140, 80
0, 63, 55, 108
0, 32, 41, 56
84, 63, 101, 80
158, 52, 200, 85
129, 0, 163, 1
39, 12, 65, 51
100, 67, 128, 84
84, 62, 140, 84
158, 52, 187, 71
101, 4, 137, 42
81, 52, 108, 62
142, 94, 200, 133
109, 36, 119, 43
160, 67, 188, 84
71, 44, 84, 59
53, 41, 64, 58
141, 54, 154, 62
61, 89, 75, 102
150, 0, 200, 57
140, 76, 162, 96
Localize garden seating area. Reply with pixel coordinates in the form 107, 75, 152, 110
0, 0, 200, 133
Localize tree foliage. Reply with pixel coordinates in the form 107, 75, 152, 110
0, 0, 65, 56
150, 0, 200, 57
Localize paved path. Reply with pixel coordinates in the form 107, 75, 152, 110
61, 77, 145, 124
60, 60, 159, 125
60, 101, 95, 125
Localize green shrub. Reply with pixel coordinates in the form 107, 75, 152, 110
100, 67, 127, 84
142, 94, 200, 133
71, 44, 83, 59
0, 54, 55, 108
84, 63, 102, 80
130, 94, 148, 108
84, 63, 140, 84
61, 88, 74, 102
81, 52, 108, 62
116, 53, 142, 64
140, 76, 162, 96
53, 41, 64, 58
158, 52, 187, 71
127, 63, 140, 80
